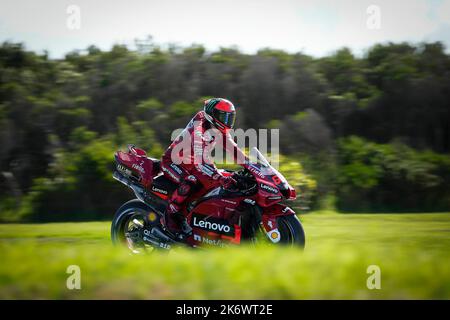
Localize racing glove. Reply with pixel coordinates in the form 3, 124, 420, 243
219, 175, 237, 189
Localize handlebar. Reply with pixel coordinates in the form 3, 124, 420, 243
229, 168, 257, 195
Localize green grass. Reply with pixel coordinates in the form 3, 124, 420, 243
1, 213, 450, 299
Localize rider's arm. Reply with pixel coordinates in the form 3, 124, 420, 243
222, 131, 249, 166
192, 113, 205, 164
192, 112, 223, 180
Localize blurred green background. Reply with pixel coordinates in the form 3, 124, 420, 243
1, 40, 450, 221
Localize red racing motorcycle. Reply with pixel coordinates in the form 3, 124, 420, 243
111, 145, 305, 252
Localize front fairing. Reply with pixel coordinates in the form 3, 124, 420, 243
244, 148, 296, 206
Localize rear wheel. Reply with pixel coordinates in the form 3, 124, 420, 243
111, 199, 160, 253
276, 215, 305, 248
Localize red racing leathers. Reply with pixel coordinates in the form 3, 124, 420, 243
161, 111, 247, 229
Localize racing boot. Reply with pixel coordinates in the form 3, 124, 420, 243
173, 211, 193, 237
164, 203, 192, 239
164, 175, 198, 238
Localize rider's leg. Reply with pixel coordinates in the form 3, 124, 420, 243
166, 175, 199, 235
167, 164, 222, 234
160, 161, 187, 233
161, 160, 199, 235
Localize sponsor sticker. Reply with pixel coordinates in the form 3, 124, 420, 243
191, 214, 234, 236
193, 234, 224, 247
151, 186, 168, 195
198, 164, 214, 177
117, 164, 133, 176
132, 162, 145, 173
162, 166, 180, 182
260, 183, 279, 194
170, 163, 183, 175
248, 165, 265, 178
267, 229, 281, 243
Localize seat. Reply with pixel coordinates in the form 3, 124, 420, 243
148, 158, 161, 175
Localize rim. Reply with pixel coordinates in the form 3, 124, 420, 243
117, 209, 153, 253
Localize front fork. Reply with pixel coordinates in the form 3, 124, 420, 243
260, 204, 296, 243
246, 203, 296, 243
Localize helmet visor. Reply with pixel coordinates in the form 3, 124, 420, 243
213, 109, 236, 128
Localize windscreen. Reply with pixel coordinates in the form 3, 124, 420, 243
249, 148, 290, 189
249, 147, 271, 168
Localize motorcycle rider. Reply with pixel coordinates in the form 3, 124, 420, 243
161, 98, 248, 237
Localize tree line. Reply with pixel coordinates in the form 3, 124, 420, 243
1, 39, 449, 221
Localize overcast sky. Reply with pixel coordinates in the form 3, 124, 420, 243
1, 0, 450, 58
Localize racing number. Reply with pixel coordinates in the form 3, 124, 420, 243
272, 175, 282, 185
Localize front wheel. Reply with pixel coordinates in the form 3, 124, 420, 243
276, 215, 305, 248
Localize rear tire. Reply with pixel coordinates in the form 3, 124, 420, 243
111, 199, 157, 252
276, 215, 305, 249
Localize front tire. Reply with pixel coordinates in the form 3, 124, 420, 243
276, 215, 305, 248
